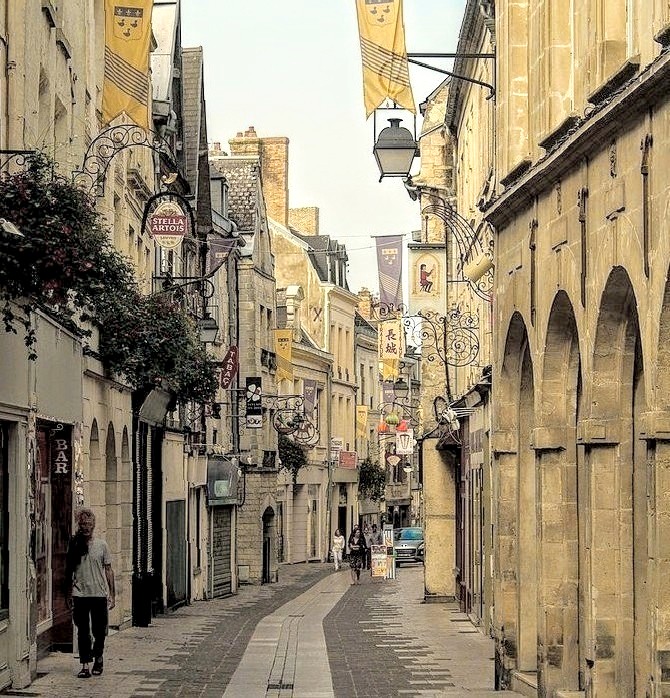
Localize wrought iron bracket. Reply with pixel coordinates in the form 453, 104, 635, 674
0, 150, 37, 175
72, 123, 179, 197
407, 52, 495, 99
372, 302, 481, 368
419, 198, 494, 303
265, 395, 320, 446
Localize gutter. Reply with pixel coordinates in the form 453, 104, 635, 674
484, 50, 670, 228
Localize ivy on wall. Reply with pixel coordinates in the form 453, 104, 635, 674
357, 457, 386, 502
0, 153, 218, 403
278, 434, 308, 483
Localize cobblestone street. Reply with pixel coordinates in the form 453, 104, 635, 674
3, 564, 520, 698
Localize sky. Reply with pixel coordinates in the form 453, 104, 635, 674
180, 1, 466, 294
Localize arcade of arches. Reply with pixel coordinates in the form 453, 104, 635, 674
488, 124, 670, 696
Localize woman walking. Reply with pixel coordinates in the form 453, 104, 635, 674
332, 528, 345, 571
348, 525, 366, 585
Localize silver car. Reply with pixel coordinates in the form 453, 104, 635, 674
393, 527, 424, 565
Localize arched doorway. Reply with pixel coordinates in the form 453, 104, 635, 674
495, 312, 536, 683
262, 507, 275, 584
588, 268, 645, 696
538, 292, 582, 693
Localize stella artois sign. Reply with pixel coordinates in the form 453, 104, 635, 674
149, 201, 188, 249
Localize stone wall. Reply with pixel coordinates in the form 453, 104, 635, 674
289, 206, 320, 235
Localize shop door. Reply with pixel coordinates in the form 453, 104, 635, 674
36, 423, 72, 654
165, 500, 187, 609
210, 507, 232, 597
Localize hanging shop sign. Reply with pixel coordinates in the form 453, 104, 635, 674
395, 428, 415, 455
245, 377, 263, 429
220, 346, 239, 389
338, 451, 358, 469
148, 200, 188, 249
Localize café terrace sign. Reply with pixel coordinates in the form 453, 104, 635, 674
148, 200, 188, 249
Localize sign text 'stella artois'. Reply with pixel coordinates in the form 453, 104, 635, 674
149, 201, 188, 249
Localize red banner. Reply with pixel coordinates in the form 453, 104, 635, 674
220, 346, 239, 389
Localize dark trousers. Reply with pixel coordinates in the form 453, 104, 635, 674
365, 547, 371, 569
72, 596, 108, 664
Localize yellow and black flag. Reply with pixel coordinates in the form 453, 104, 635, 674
355, 0, 415, 118
103, 0, 153, 129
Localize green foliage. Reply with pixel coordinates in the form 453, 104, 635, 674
278, 434, 308, 483
0, 153, 218, 403
357, 457, 386, 502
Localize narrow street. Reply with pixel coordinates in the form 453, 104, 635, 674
5, 564, 520, 698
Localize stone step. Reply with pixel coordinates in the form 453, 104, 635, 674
510, 670, 538, 698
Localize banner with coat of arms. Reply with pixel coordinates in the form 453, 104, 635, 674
103, 0, 153, 129
274, 329, 293, 383
355, 0, 416, 117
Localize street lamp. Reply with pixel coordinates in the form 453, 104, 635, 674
197, 313, 219, 344
373, 118, 419, 180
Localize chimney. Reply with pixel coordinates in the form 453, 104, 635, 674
228, 125, 261, 156
260, 137, 289, 227
288, 207, 320, 235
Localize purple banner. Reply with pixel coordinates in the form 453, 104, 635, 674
207, 235, 237, 274
375, 235, 403, 308
382, 381, 395, 406
303, 379, 317, 416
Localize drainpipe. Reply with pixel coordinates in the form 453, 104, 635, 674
6, 1, 23, 149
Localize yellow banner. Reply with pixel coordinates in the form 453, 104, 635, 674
380, 358, 399, 381
355, 0, 415, 117
378, 319, 403, 361
103, 0, 153, 129
274, 329, 293, 383
356, 405, 369, 437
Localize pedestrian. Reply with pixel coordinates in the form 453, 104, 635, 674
332, 528, 345, 571
66, 508, 115, 679
363, 524, 373, 570
348, 525, 367, 585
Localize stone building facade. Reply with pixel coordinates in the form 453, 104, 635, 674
448, 0, 670, 695
210, 138, 280, 586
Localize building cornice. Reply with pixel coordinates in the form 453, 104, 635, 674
485, 50, 670, 228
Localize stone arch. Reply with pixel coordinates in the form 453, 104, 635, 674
588, 267, 645, 696
652, 271, 670, 694
262, 505, 276, 585
105, 423, 118, 544
537, 291, 582, 694
495, 312, 536, 677
88, 419, 102, 485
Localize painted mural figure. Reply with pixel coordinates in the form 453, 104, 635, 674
419, 263, 434, 293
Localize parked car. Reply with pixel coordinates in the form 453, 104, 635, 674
393, 527, 424, 565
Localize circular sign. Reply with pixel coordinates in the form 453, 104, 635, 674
149, 201, 188, 249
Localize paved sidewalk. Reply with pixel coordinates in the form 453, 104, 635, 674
324, 565, 521, 697
3, 563, 521, 698
224, 569, 351, 698
3, 563, 331, 698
